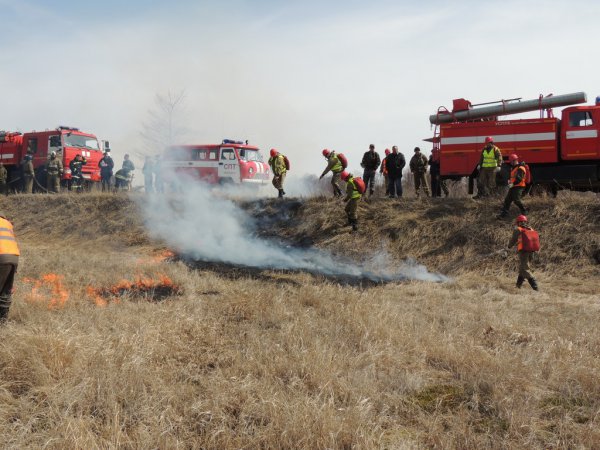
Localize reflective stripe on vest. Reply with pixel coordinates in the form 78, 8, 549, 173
331, 154, 343, 173
482, 147, 498, 168
0, 218, 20, 256
511, 166, 527, 188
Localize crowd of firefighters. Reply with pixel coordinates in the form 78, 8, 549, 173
268, 138, 539, 290
0, 138, 541, 323
0, 150, 138, 195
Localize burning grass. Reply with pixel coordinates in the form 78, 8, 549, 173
86, 274, 182, 306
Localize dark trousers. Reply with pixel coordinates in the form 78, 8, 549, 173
430, 174, 448, 197
101, 175, 112, 192
0, 263, 17, 321
362, 169, 376, 195
388, 175, 403, 197
501, 187, 526, 215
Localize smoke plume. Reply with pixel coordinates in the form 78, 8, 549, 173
142, 182, 448, 283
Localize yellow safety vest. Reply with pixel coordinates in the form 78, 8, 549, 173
347, 177, 361, 199
482, 147, 499, 168
330, 153, 343, 173
0, 217, 20, 256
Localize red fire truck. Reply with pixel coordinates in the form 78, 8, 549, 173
162, 139, 270, 186
428, 92, 600, 194
0, 126, 104, 190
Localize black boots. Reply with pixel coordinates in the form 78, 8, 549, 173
516, 276, 538, 291
516, 275, 524, 288
528, 277, 538, 291
278, 189, 284, 198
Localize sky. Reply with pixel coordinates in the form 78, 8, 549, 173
1, 0, 599, 175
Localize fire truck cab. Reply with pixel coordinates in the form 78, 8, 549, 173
429, 92, 600, 193
162, 139, 270, 186
0, 126, 103, 189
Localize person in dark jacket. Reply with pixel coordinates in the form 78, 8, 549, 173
409, 147, 430, 197
360, 144, 381, 196
428, 149, 448, 198
384, 146, 405, 198
98, 151, 114, 192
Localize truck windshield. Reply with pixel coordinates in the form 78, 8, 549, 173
63, 134, 100, 150
238, 149, 263, 162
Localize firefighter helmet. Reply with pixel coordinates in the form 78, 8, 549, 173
509, 153, 519, 163
50, 151, 56, 157
341, 171, 350, 181
485, 136, 494, 144
322, 149, 330, 157
516, 214, 528, 224
385, 149, 390, 155
270, 149, 278, 158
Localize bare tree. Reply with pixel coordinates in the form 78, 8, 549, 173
140, 90, 188, 155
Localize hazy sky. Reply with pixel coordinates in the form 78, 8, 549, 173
1, 0, 598, 174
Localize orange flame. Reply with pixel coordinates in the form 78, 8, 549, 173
22, 273, 70, 309
87, 273, 180, 306
135, 250, 176, 266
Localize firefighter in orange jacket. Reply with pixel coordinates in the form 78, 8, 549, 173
497, 154, 528, 219
507, 215, 538, 290
0, 215, 20, 322
341, 171, 361, 232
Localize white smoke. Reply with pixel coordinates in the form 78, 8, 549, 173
142, 181, 448, 283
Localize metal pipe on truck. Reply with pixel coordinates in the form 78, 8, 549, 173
429, 92, 587, 125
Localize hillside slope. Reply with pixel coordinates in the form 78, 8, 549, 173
0, 192, 598, 448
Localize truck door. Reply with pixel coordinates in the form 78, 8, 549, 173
48, 135, 62, 156
218, 147, 240, 183
561, 109, 599, 160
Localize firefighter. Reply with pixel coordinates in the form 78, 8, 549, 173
507, 215, 539, 290
268, 148, 287, 198
360, 144, 380, 196
319, 149, 344, 197
0, 162, 7, 196
341, 171, 361, 232
379, 148, 391, 195
121, 154, 135, 191
69, 154, 87, 192
45, 151, 63, 193
142, 156, 154, 194
409, 147, 430, 197
428, 148, 448, 198
497, 154, 528, 219
98, 151, 114, 192
0, 214, 19, 322
475, 136, 502, 199
21, 154, 34, 194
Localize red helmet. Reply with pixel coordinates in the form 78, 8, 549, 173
322, 149, 330, 157
509, 153, 519, 163
516, 214, 528, 224
341, 171, 350, 181
485, 136, 494, 144
269, 149, 278, 158
385, 148, 391, 155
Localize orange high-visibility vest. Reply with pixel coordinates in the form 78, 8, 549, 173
510, 165, 527, 188
0, 217, 20, 256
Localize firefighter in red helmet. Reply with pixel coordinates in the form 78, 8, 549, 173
474, 136, 502, 199
497, 153, 528, 219
319, 149, 344, 197
268, 148, 287, 198
341, 171, 361, 232
507, 214, 539, 290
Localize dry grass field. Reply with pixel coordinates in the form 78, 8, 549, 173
0, 192, 599, 449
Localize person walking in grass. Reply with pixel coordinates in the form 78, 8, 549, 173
507, 214, 539, 291
0, 213, 19, 323
319, 149, 344, 197
341, 171, 362, 232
